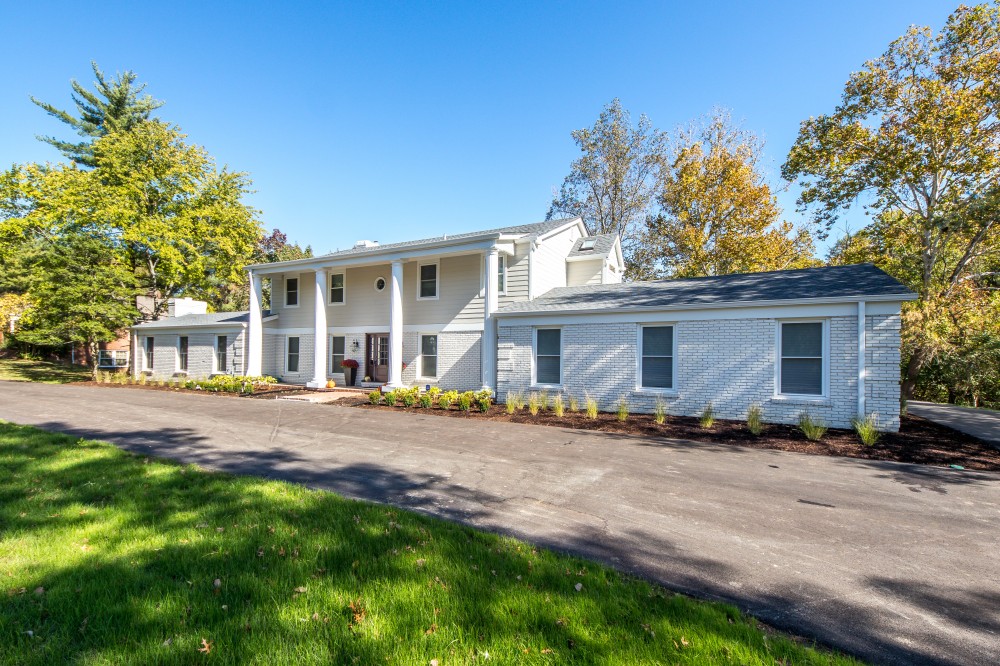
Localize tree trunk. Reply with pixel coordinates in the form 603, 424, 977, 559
87, 340, 99, 379
900, 347, 930, 402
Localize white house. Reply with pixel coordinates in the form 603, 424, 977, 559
131, 216, 916, 430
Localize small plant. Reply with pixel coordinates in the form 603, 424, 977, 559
475, 388, 492, 413
699, 402, 716, 428
401, 388, 417, 407
852, 413, 882, 446
383, 390, 398, 407
528, 392, 541, 416
616, 395, 630, 422
438, 390, 458, 410
137, 374, 147, 385
568, 394, 579, 413
505, 391, 520, 414
539, 390, 550, 411
457, 391, 474, 412
428, 386, 442, 399
552, 394, 565, 417
584, 393, 598, 419
368, 389, 382, 405
653, 397, 667, 425
798, 412, 828, 441
419, 393, 433, 408
746, 403, 764, 436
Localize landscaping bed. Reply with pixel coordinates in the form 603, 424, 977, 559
343, 397, 1000, 471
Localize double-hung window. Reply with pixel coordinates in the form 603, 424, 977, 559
216, 335, 228, 374
418, 263, 438, 299
286, 336, 300, 373
285, 277, 299, 307
497, 255, 507, 294
534, 328, 562, 386
420, 334, 438, 378
329, 273, 345, 304
640, 325, 674, 390
178, 336, 189, 372
331, 336, 345, 373
144, 337, 154, 370
778, 322, 825, 396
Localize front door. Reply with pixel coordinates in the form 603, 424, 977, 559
366, 333, 390, 383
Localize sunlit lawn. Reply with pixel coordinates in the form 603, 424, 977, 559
0, 422, 856, 665
0, 358, 90, 384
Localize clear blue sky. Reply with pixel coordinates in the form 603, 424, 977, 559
1, 1, 956, 256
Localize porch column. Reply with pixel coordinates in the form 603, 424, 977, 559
246, 271, 264, 377
307, 270, 328, 388
482, 246, 499, 391
857, 300, 866, 417
387, 259, 404, 388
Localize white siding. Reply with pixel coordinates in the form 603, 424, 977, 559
567, 259, 604, 286
531, 224, 582, 297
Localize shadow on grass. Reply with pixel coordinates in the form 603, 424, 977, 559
0, 359, 90, 384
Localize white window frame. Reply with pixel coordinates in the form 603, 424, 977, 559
635, 324, 678, 393
497, 254, 507, 295
417, 260, 440, 301
286, 336, 301, 374
775, 319, 830, 400
330, 335, 346, 374
329, 272, 346, 306
418, 333, 439, 380
176, 336, 189, 374
284, 276, 300, 308
531, 327, 563, 388
214, 335, 228, 375
374, 276, 387, 292
143, 337, 154, 371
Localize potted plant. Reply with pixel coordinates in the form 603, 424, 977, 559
341, 358, 359, 386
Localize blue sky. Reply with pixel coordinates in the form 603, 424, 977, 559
1, 1, 956, 256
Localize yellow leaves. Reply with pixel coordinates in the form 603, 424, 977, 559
197, 637, 212, 654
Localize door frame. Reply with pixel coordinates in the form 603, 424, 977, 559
365, 332, 390, 383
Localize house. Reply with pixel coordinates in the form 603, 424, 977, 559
130, 216, 916, 431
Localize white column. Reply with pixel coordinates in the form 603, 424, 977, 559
246, 271, 264, 377
857, 300, 866, 417
387, 260, 404, 388
482, 247, 499, 391
307, 270, 328, 388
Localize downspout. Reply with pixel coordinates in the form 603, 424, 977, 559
857, 300, 866, 418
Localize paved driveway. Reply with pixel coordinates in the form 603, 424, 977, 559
909, 401, 1000, 447
1, 382, 998, 665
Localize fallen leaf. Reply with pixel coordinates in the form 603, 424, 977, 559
294, 586, 307, 593
198, 638, 212, 654
541, 648, 553, 654
162, 637, 172, 647
681, 637, 689, 646
574, 583, 583, 592
430, 660, 439, 666
33, 587, 44, 596
213, 579, 222, 589
425, 623, 437, 635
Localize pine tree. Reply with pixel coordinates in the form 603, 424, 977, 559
30, 61, 163, 166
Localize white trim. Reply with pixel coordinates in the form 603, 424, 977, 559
534, 217, 586, 243
330, 334, 347, 375
565, 254, 612, 263
531, 326, 563, 388
176, 335, 189, 373
265, 322, 486, 336
858, 301, 866, 417
285, 335, 301, 374
527, 241, 536, 300
636, 323, 678, 393
213, 334, 229, 375
142, 336, 155, 372
373, 276, 387, 292
416, 260, 440, 301
775, 319, 829, 400
284, 276, 300, 308
328, 271, 346, 306
247, 237, 500, 273
417, 332, 439, 380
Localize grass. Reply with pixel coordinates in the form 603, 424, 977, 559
0, 422, 853, 665
0, 358, 91, 384
799, 413, 829, 442
700, 402, 716, 428
852, 413, 882, 446
746, 404, 764, 436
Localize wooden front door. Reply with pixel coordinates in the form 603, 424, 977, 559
366, 333, 390, 383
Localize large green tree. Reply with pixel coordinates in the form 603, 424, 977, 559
636, 111, 816, 279
31, 61, 164, 167
782, 2, 1000, 400
213, 229, 313, 311
547, 99, 667, 265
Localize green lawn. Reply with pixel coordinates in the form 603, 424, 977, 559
0, 357, 91, 384
0, 422, 856, 665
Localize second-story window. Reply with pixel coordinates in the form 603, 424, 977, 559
498, 255, 506, 294
419, 263, 438, 299
285, 277, 299, 307
330, 273, 345, 304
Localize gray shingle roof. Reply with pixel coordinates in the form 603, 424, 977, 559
133, 311, 253, 329
496, 264, 916, 316
567, 233, 618, 258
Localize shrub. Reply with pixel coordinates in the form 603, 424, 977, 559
616, 396, 629, 422
383, 390, 398, 407
568, 394, 579, 413
368, 390, 382, 405
475, 389, 492, 413
137, 374, 148, 385
584, 393, 598, 419
539, 390, 550, 411
852, 413, 881, 446
428, 386, 442, 399
457, 391, 474, 412
438, 390, 458, 410
746, 403, 764, 436
798, 413, 828, 441
528, 392, 541, 416
552, 394, 565, 417
401, 388, 417, 407
700, 402, 716, 428
653, 397, 667, 425
505, 391, 521, 414
419, 393, 433, 409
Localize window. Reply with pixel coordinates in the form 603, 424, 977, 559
329, 273, 345, 304
286, 337, 300, 373
580, 238, 596, 251
420, 335, 438, 378
374, 276, 386, 292
418, 263, 438, 299
779, 322, 825, 396
144, 337, 154, 370
216, 335, 228, 374
640, 326, 674, 389
534, 328, 561, 386
331, 336, 345, 373
285, 277, 299, 307
497, 255, 507, 294
178, 336, 189, 372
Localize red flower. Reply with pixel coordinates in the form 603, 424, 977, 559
341, 359, 360, 369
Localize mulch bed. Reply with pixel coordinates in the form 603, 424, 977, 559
76, 381, 300, 398
341, 398, 1000, 471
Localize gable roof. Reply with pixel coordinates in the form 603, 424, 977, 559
496, 264, 916, 316
567, 233, 618, 259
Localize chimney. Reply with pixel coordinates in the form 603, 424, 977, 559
167, 297, 209, 317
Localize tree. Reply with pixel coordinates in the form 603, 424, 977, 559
212, 229, 313, 311
782, 2, 1000, 399
547, 99, 667, 263
31, 61, 163, 166
636, 111, 816, 279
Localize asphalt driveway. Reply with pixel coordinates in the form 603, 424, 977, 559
1, 382, 998, 665
908, 401, 1000, 447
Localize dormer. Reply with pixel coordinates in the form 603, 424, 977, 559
565, 233, 624, 286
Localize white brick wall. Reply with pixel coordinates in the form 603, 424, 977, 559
498, 314, 903, 431
140, 330, 246, 380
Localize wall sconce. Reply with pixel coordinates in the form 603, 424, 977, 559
351, 338, 360, 351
